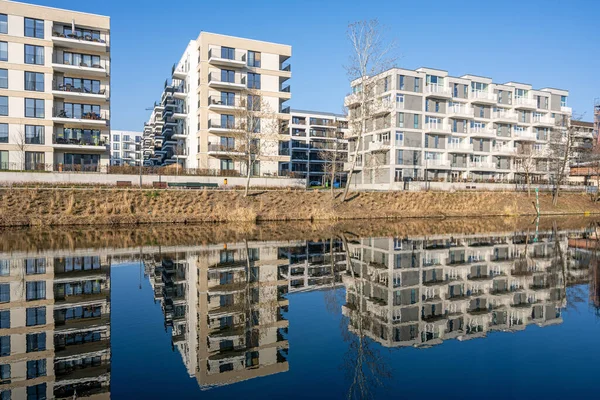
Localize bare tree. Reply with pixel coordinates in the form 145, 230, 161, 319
549, 114, 578, 206
514, 143, 537, 197
226, 89, 279, 197
12, 126, 27, 170
319, 126, 347, 199
342, 19, 396, 202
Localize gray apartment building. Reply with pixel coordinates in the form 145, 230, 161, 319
344, 67, 571, 189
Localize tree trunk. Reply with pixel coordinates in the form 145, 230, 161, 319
330, 148, 337, 200
244, 155, 252, 198
342, 136, 360, 202
527, 173, 531, 197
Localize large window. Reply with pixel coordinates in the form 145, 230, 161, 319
62, 103, 100, 119
64, 154, 100, 167
0, 284, 8, 303
247, 50, 261, 67
24, 18, 44, 39
24, 45, 44, 65
0, 364, 9, 381
0, 337, 9, 357
26, 282, 46, 301
61, 77, 101, 94
26, 333, 46, 353
24, 152, 44, 171
0, 69, 6, 89
221, 91, 234, 106
247, 73, 260, 89
0, 14, 7, 34
26, 383, 46, 400
25, 258, 46, 275
25, 98, 44, 118
220, 69, 234, 83
247, 94, 261, 111
26, 307, 46, 327
63, 52, 101, 68
0, 151, 7, 170
221, 46, 235, 60
24, 72, 44, 91
57, 128, 101, 146
0, 96, 7, 116
0, 42, 6, 61
26, 359, 46, 379
0, 124, 7, 143
561, 96, 567, 107
113, 143, 119, 150
220, 159, 234, 170
0, 311, 8, 329
25, 125, 44, 144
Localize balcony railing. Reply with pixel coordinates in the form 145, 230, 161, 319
281, 85, 291, 93
208, 144, 240, 153
470, 91, 497, 102
448, 105, 474, 117
53, 109, 108, 121
53, 135, 107, 147
207, 72, 245, 85
492, 111, 518, 121
370, 141, 391, 151
425, 84, 451, 96
208, 48, 246, 63
468, 161, 495, 169
426, 159, 450, 167
52, 30, 108, 44
208, 119, 237, 130
493, 146, 516, 154
208, 95, 242, 108
280, 106, 290, 114
532, 115, 555, 125
470, 126, 495, 135
514, 97, 537, 108
280, 62, 291, 72
425, 121, 451, 132
53, 56, 106, 70
52, 81, 108, 96
447, 142, 472, 151
514, 129, 536, 140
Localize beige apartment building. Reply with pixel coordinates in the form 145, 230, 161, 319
344, 67, 571, 189
0, 0, 110, 172
341, 230, 574, 348
143, 32, 292, 177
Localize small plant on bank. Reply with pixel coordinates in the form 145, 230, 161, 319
145, 190, 161, 199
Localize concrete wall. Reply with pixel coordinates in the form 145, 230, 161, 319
0, 171, 305, 188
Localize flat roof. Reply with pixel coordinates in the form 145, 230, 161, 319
291, 109, 346, 118
3, 0, 110, 19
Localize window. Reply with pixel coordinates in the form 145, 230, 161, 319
398, 75, 405, 90
27, 383, 46, 400
479, 107, 484, 118
62, 77, 101, 94
414, 77, 420, 92
0, 69, 6, 89
0, 364, 9, 381
62, 103, 100, 119
0, 337, 9, 357
0, 14, 6, 34
220, 91, 235, 106
435, 101, 440, 113
25, 126, 44, 145
248, 50, 261, 67
0, 311, 8, 329
0, 42, 6, 61
396, 94, 404, 104
123, 135, 130, 142
221, 46, 235, 60
561, 96, 567, 107
0, 97, 6, 116
220, 159, 234, 170
397, 112, 404, 128
64, 154, 99, 167
24, 72, 44, 92
61, 25, 101, 41
247, 94, 261, 111
26, 359, 46, 380
247, 72, 261, 89
113, 134, 120, 142
26, 307, 46, 326
220, 69, 234, 83
24, 45, 44, 65
453, 83, 458, 97
113, 143, 120, 150
24, 18, 44, 39
0, 124, 6, 144
0, 285, 8, 303
26, 282, 45, 301
63, 52, 100, 68
25, 99, 44, 118
413, 114, 419, 129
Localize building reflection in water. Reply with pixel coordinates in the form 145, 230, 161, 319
0, 251, 111, 399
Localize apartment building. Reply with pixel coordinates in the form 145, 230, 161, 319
0, 249, 111, 399
341, 230, 571, 348
571, 120, 595, 162
282, 110, 349, 185
143, 33, 292, 177
0, 0, 110, 172
344, 67, 571, 189
110, 130, 142, 166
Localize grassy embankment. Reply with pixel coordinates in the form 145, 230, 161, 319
0, 187, 599, 227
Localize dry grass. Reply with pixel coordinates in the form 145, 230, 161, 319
0, 188, 598, 227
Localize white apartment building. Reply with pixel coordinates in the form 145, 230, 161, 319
143, 32, 292, 177
284, 110, 349, 186
0, 0, 110, 172
110, 130, 143, 166
344, 67, 571, 189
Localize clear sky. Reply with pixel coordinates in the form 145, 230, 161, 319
24, 0, 600, 131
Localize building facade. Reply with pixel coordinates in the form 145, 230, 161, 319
344, 67, 571, 189
0, 0, 110, 172
110, 130, 142, 166
571, 120, 594, 163
283, 110, 348, 185
143, 32, 292, 177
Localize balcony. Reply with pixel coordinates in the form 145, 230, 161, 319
493, 146, 516, 154
469, 125, 496, 137
514, 97, 537, 109
426, 158, 451, 168
173, 107, 187, 120
207, 144, 244, 157
561, 106, 572, 114
52, 58, 108, 77
52, 82, 109, 101
52, 134, 108, 151
172, 64, 186, 80
425, 121, 451, 134
532, 115, 555, 126
208, 119, 237, 134
469, 91, 497, 104
208, 48, 246, 68
492, 111, 518, 123
280, 106, 291, 114
514, 129, 537, 141
447, 142, 472, 152
369, 141, 391, 152
52, 109, 108, 126
447, 105, 474, 118
51, 31, 108, 52
207, 73, 246, 90
280, 62, 291, 72
425, 84, 451, 98
468, 161, 495, 170
208, 96, 245, 112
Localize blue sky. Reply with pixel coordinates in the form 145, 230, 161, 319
27, 0, 599, 130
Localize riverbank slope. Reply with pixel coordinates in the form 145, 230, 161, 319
0, 188, 597, 226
